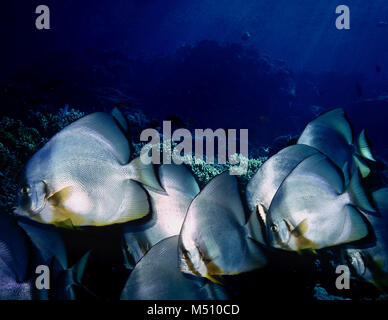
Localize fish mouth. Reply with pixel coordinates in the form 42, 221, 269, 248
269, 219, 293, 250
29, 192, 47, 215
282, 219, 293, 243
27, 180, 49, 216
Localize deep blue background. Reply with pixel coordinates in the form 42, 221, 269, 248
1, 0, 387, 153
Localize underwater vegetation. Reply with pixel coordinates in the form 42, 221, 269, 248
1, 105, 388, 301
0, 108, 84, 213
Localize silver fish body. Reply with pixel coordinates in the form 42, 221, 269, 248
120, 236, 228, 300
179, 172, 267, 283
246, 144, 319, 226
266, 153, 371, 251
123, 163, 200, 265
15, 112, 161, 227
344, 188, 388, 291
297, 108, 375, 179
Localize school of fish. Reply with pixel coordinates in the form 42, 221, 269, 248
1, 107, 388, 299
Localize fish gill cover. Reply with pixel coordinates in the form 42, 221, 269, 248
0, 0, 388, 303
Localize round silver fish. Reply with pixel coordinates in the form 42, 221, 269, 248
15, 111, 161, 227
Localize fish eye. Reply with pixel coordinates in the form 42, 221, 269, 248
270, 224, 278, 232
20, 185, 31, 195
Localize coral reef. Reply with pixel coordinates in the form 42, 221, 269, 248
0, 108, 84, 213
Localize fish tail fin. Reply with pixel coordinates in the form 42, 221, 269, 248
111, 106, 129, 133
372, 188, 388, 214
346, 170, 376, 213
352, 154, 371, 178
357, 129, 376, 162
125, 157, 163, 191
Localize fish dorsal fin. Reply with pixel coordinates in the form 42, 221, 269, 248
157, 164, 200, 198
111, 107, 129, 133
195, 171, 244, 225
352, 154, 371, 178
246, 144, 319, 212
66, 112, 131, 164
357, 130, 376, 162
125, 157, 163, 191
347, 170, 376, 213
17, 219, 68, 269
309, 108, 353, 145
292, 153, 345, 194
372, 188, 388, 214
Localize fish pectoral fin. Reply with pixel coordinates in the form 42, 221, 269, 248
286, 219, 320, 251
47, 186, 73, 206
284, 218, 308, 238
291, 218, 309, 237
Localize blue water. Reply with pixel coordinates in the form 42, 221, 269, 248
1, 0, 387, 151
1, 0, 388, 302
